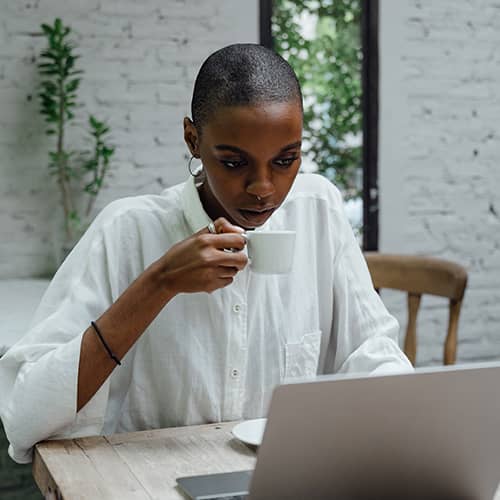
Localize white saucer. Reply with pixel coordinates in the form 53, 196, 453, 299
231, 418, 267, 446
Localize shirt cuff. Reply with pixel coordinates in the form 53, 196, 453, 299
2, 332, 109, 464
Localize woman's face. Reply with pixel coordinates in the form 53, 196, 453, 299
184, 101, 303, 230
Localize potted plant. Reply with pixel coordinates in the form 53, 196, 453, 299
37, 18, 115, 262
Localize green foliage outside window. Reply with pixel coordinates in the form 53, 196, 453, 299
272, 0, 362, 200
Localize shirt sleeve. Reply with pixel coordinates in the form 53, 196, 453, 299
325, 192, 414, 376
0, 216, 119, 464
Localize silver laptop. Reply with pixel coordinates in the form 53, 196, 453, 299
177, 362, 500, 500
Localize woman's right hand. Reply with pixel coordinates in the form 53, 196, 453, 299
153, 217, 248, 295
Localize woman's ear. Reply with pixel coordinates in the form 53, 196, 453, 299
183, 117, 200, 158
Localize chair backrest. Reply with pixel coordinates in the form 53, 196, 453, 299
364, 253, 468, 365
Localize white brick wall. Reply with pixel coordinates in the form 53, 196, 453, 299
4, 0, 496, 366
379, 0, 500, 365
0, 0, 258, 277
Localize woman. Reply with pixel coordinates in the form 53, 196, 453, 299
0, 44, 411, 464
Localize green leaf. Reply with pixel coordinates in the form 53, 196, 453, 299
68, 210, 80, 222
39, 99, 57, 108
45, 129, 56, 135
40, 80, 58, 91
84, 159, 99, 171
65, 78, 80, 92
40, 50, 59, 61
39, 68, 61, 76
102, 146, 115, 158
42, 115, 58, 124
89, 115, 99, 129
39, 99, 55, 109
84, 181, 98, 195
41, 23, 53, 35
37, 62, 57, 70
40, 107, 57, 116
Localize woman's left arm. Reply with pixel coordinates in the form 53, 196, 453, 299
325, 208, 413, 376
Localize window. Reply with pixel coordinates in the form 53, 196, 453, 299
261, 0, 379, 250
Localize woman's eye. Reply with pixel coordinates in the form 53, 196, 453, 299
220, 159, 246, 169
274, 156, 298, 168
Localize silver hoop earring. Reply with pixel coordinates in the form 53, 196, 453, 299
188, 155, 198, 176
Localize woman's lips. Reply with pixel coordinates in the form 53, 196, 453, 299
238, 206, 276, 225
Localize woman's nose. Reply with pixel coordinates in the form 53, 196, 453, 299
246, 168, 275, 200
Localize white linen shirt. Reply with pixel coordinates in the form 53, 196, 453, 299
0, 173, 412, 464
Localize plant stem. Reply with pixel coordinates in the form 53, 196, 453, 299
85, 157, 99, 218
57, 70, 74, 241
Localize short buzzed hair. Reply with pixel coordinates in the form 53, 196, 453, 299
191, 43, 303, 132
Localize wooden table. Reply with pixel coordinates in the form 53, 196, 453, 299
33, 422, 256, 499
33, 422, 500, 500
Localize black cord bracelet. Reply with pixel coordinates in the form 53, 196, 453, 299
90, 321, 121, 366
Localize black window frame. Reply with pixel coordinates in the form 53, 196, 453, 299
260, 0, 379, 251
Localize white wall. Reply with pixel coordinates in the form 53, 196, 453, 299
0, 0, 259, 278
379, 0, 500, 364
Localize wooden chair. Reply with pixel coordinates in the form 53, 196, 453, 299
364, 253, 468, 366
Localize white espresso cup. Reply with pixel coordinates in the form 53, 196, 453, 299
245, 230, 296, 274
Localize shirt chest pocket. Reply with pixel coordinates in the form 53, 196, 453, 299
283, 330, 322, 381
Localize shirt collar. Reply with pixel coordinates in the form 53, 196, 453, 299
181, 175, 213, 233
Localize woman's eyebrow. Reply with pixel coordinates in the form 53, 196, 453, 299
213, 141, 302, 155
214, 144, 246, 154
280, 141, 302, 152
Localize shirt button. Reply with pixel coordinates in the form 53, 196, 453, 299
232, 304, 241, 313
231, 368, 240, 379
